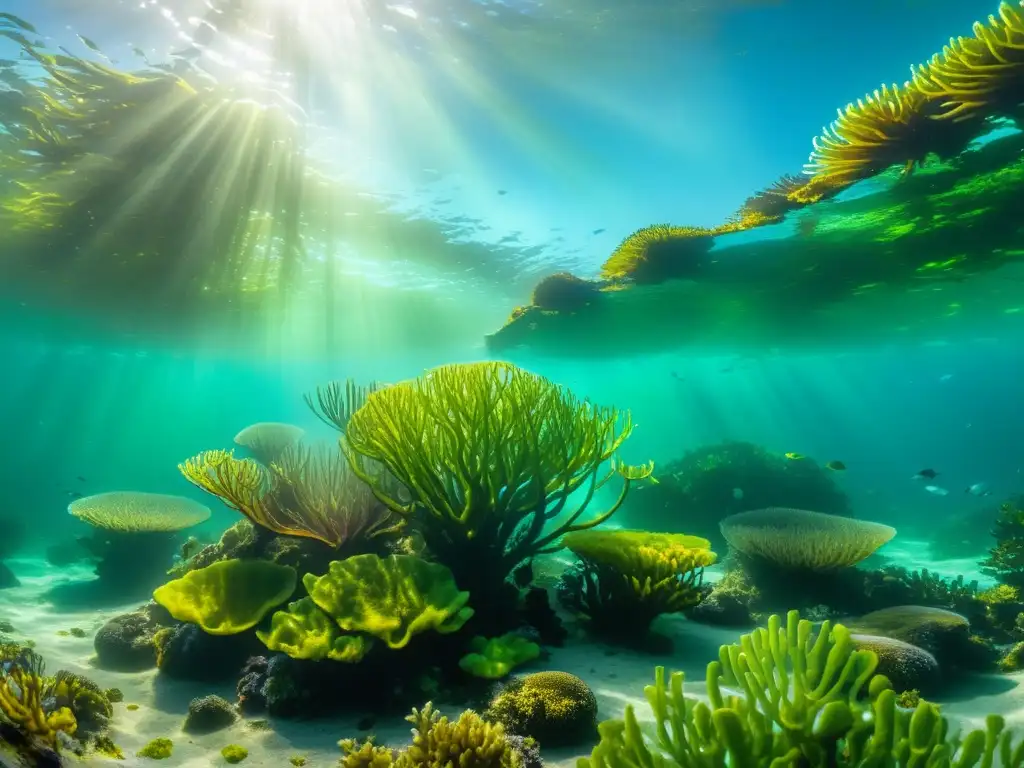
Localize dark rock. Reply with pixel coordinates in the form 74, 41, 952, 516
851, 634, 942, 695
93, 607, 166, 671
183, 695, 238, 734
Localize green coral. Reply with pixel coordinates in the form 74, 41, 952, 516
137, 737, 174, 759
257, 597, 371, 662
486, 671, 598, 747
341, 362, 652, 601
258, 554, 472, 662
580, 610, 1022, 768
558, 529, 716, 638
459, 634, 541, 679
302, 554, 473, 649
153, 558, 297, 635
222, 744, 249, 763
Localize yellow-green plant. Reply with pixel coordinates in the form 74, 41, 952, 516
459, 634, 541, 679
580, 610, 1022, 768
179, 444, 399, 550
152, 559, 297, 635
341, 361, 654, 601
0, 651, 77, 747
558, 530, 715, 640
257, 554, 473, 662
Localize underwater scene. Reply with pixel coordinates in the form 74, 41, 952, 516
4, 0, 1024, 765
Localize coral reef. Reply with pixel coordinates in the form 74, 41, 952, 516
624, 442, 850, 549
556, 530, 715, 644
137, 737, 173, 760
341, 361, 652, 630
153, 622, 261, 682
484, 671, 597, 748
0, 651, 77, 748
530, 273, 603, 312
599, 225, 715, 283
154, 559, 297, 635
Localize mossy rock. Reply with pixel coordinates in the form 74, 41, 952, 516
847, 605, 996, 671
851, 634, 942, 695
485, 671, 597, 747
183, 695, 238, 734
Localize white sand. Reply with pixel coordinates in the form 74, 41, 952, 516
0, 546, 1019, 767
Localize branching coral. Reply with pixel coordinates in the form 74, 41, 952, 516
179, 443, 398, 550
340, 703, 524, 768
305, 379, 382, 434
341, 361, 653, 605
912, 2, 1024, 123
0, 651, 77, 747
557, 530, 715, 640
599, 225, 715, 283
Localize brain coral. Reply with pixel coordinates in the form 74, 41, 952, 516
69, 492, 210, 533
719, 507, 895, 570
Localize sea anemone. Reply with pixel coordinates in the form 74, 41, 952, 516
599, 225, 714, 283
911, 2, 1024, 124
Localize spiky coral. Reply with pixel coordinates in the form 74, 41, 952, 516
912, 2, 1024, 123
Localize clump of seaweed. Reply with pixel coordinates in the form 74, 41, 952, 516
983, 498, 1024, 589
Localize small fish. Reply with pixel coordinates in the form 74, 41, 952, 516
670, 371, 685, 381
825, 461, 846, 471
76, 475, 86, 482
784, 452, 805, 461
913, 469, 938, 480
966, 483, 992, 497
732, 487, 744, 500
939, 374, 953, 382
66, 491, 83, 499
497, 189, 508, 196
924, 485, 949, 496
592, 228, 606, 235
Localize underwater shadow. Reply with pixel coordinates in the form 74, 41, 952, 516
937, 673, 1018, 703
43, 579, 153, 612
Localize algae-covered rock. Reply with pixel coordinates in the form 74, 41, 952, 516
221, 744, 249, 763
137, 737, 173, 759
485, 671, 598, 747
851, 634, 942, 695
93, 604, 170, 671
183, 695, 238, 734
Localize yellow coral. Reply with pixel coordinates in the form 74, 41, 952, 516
68, 491, 210, 532
912, 3, 1024, 122
256, 596, 372, 662
720, 508, 895, 570
0, 655, 77, 746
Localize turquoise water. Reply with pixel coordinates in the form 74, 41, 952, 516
2, 1, 1024, 766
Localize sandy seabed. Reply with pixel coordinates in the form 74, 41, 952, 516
0, 540, 1019, 767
